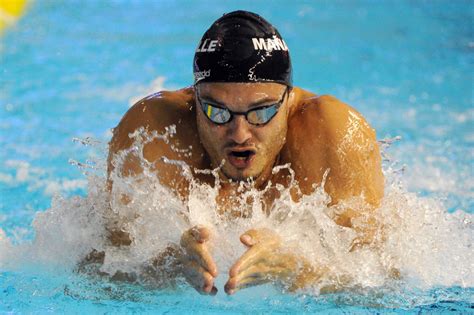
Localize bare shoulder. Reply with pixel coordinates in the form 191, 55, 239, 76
288, 91, 377, 154
283, 89, 383, 206
107, 87, 208, 187
109, 87, 196, 153
104, 88, 202, 242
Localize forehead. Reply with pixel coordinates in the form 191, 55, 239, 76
197, 82, 286, 100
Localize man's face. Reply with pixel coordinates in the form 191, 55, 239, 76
195, 82, 290, 182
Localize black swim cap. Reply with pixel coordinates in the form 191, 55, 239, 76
193, 10, 292, 87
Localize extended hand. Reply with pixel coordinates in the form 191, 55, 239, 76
179, 225, 218, 295
224, 228, 318, 295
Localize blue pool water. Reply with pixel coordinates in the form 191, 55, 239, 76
1, 0, 473, 313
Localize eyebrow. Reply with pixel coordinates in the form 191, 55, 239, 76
199, 94, 281, 108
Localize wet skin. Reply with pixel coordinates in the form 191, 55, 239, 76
178, 226, 218, 295
104, 83, 384, 294
195, 83, 289, 183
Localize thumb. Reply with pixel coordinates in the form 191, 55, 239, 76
240, 233, 255, 247
240, 228, 280, 247
239, 229, 265, 247
191, 225, 210, 243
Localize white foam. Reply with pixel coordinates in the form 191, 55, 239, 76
0, 130, 472, 298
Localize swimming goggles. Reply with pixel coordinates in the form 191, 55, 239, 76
196, 86, 289, 126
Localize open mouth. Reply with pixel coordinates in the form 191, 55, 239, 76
227, 150, 256, 169
230, 150, 255, 159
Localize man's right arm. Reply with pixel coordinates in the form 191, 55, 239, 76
107, 88, 201, 198
105, 88, 204, 243
89, 88, 219, 294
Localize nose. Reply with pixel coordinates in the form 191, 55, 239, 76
227, 115, 252, 145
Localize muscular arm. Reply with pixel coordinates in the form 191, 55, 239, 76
284, 94, 384, 241
81, 89, 218, 293
105, 89, 196, 244
107, 88, 204, 198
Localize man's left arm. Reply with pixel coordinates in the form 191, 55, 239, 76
285, 93, 384, 201
284, 94, 384, 241
315, 95, 384, 248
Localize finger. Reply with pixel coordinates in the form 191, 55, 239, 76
202, 272, 215, 294
227, 264, 288, 290
181, 226, 210, 246
240, 228, 279, 247
237, 264, 290, 283
181, 228, 218, 277
233, 277, 271, 294
191, 226, 210, 243
229, 245, 269, 277
225, 273, 271, 295
240, 233, 255, 247
182, 261, 216, 294
230, 229, 284, 277
239, 229, 261, 247
189, 244, 218, 277
210, 286, 218, 296
226, 265, 293, 295
182, 260, 213, 285
225, 265, 262, 293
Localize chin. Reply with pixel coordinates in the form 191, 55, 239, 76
222, 168, 260, 182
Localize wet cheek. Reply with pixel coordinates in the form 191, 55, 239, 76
199, 115, 224, 140
256, 126, 286, 159
211, 126, 227, 142
198, 118, 223, 158
254, 133, 273, 159
255, 127, 280, 147
205, 126, 227, 152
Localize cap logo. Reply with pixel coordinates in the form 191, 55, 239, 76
194, 69, 211, 81
196, 39, 218, 52
252, 37, 288, 51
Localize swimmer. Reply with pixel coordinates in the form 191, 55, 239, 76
96, 11, 384, 295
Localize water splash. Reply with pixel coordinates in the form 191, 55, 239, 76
0, 128, 472, 308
